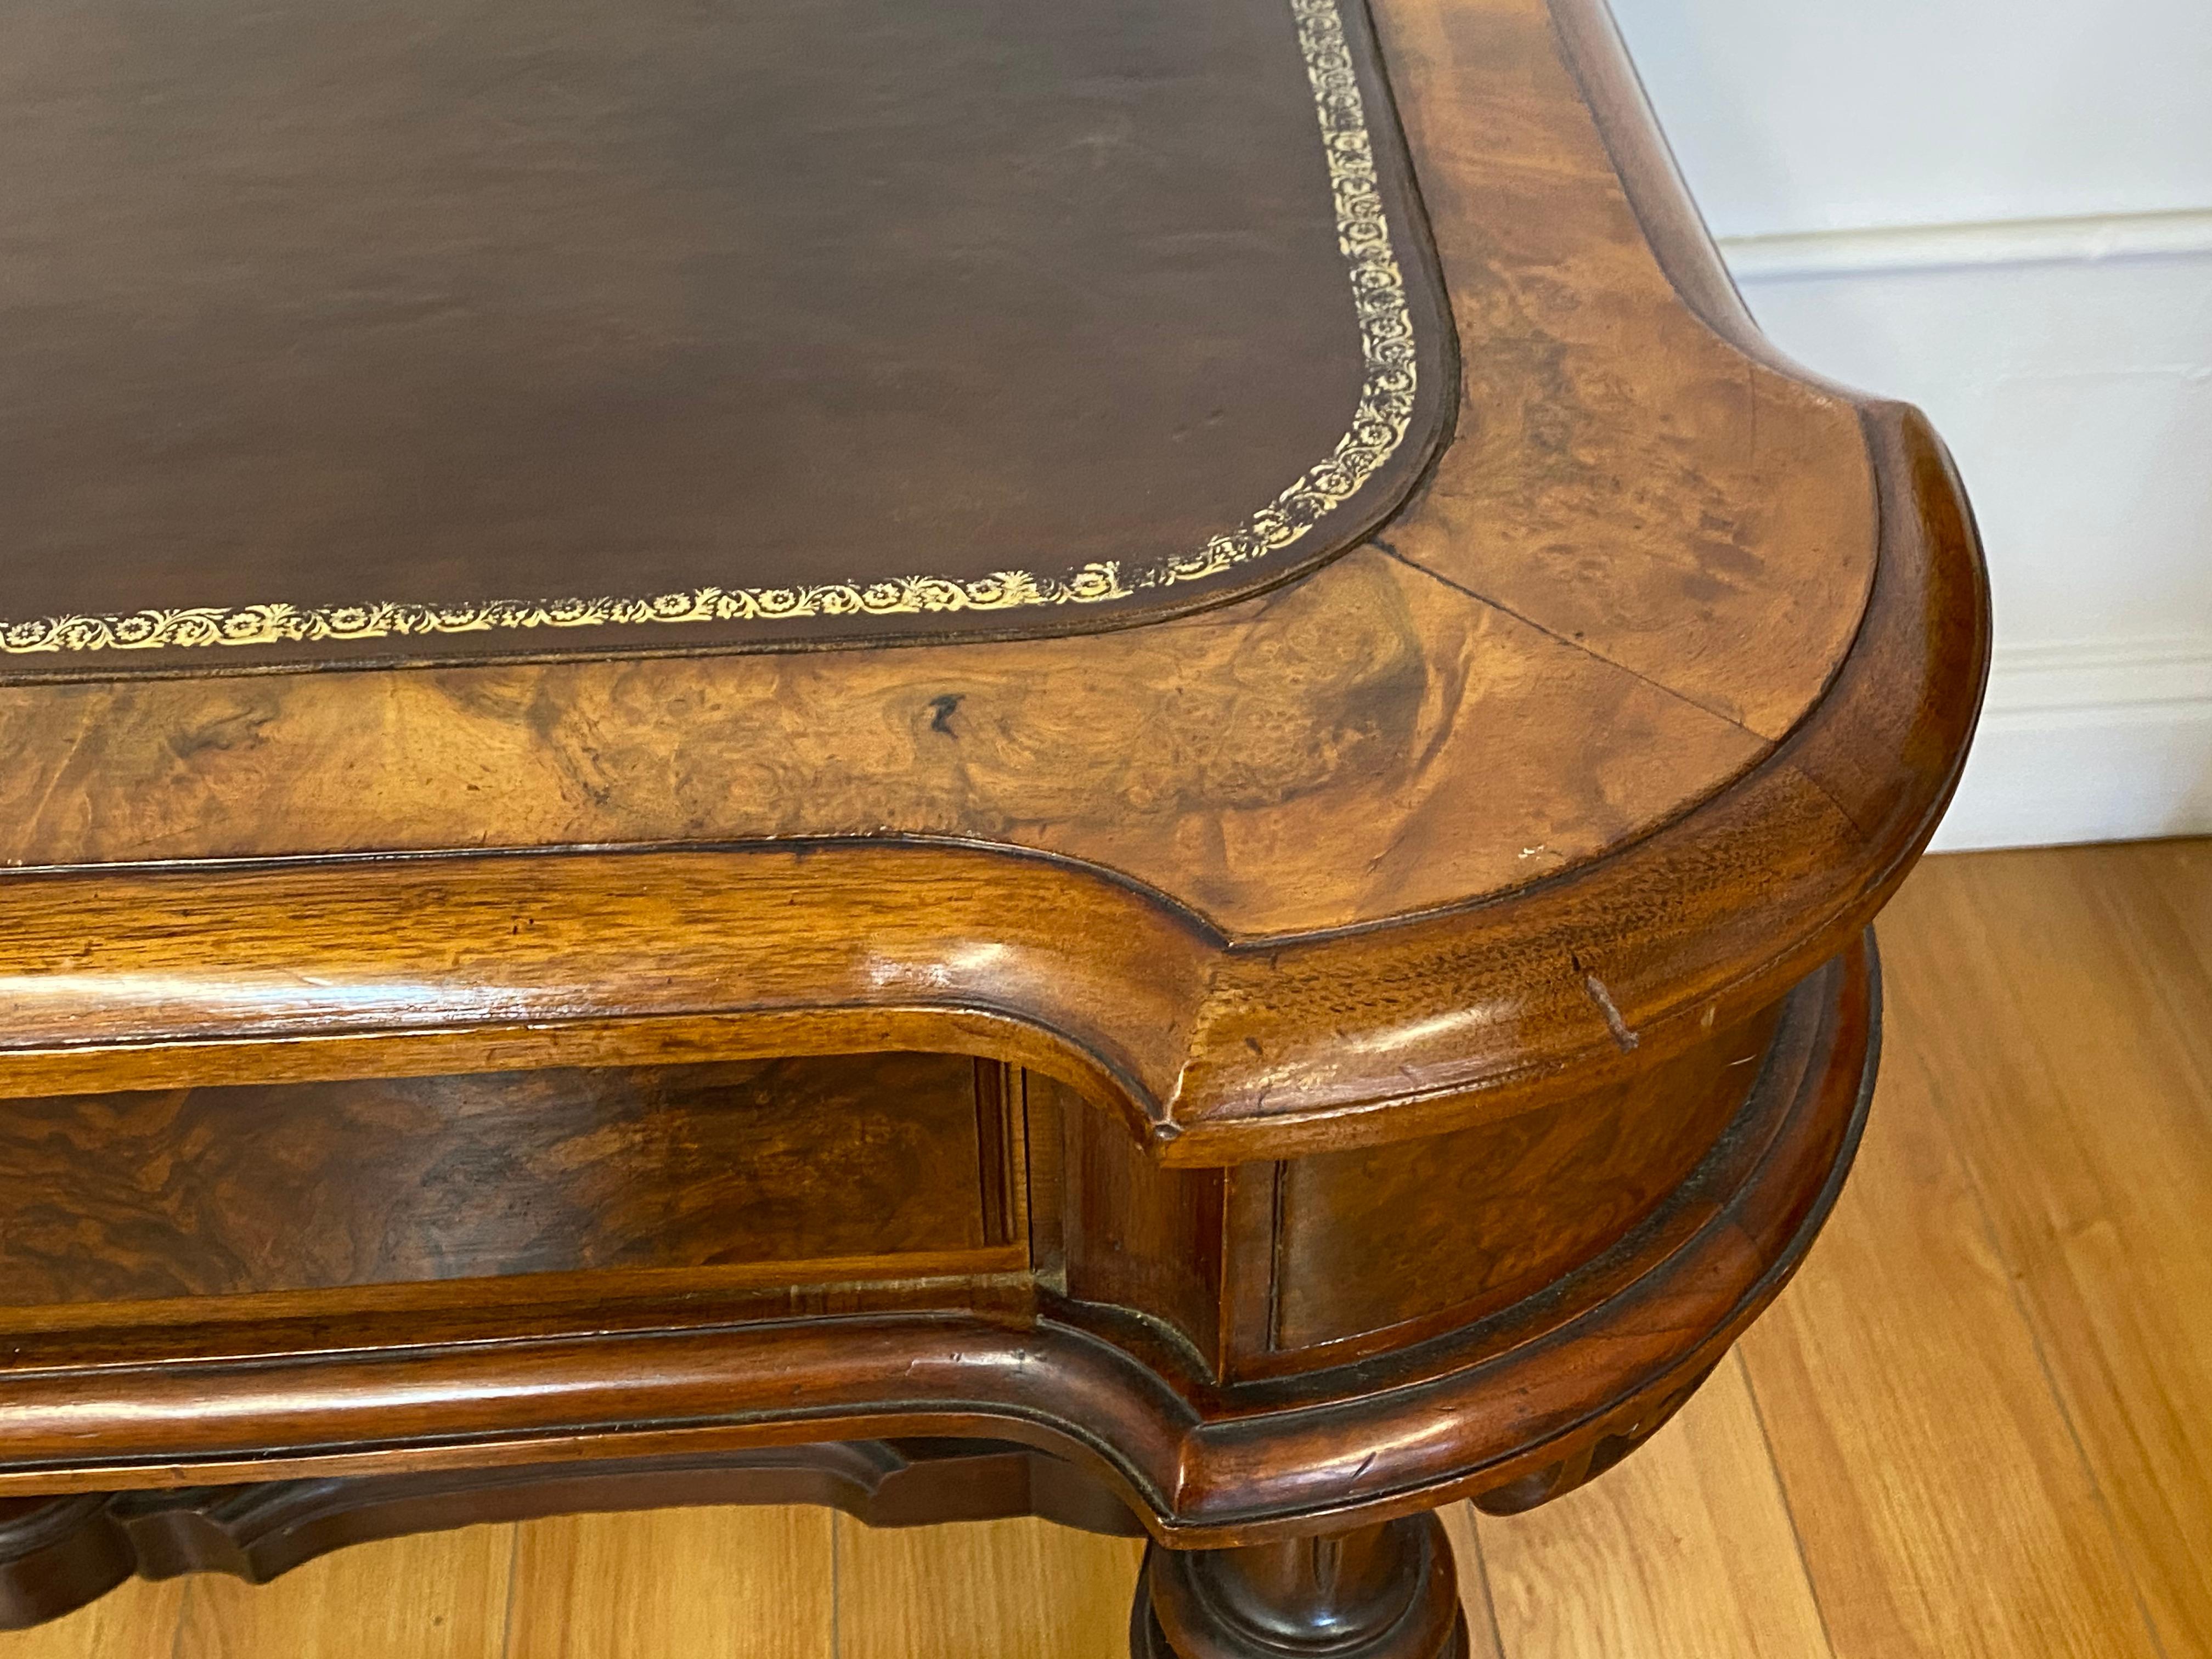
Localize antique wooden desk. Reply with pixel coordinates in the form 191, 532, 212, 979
0, 0, 1985, 1649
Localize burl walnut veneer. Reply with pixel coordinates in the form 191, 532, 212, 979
0, 0, 1987, 1649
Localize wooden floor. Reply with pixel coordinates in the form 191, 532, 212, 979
8, 840, 2210, 1658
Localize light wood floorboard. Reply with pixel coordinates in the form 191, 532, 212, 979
506, 1507, 833, 1659
1474, 1348, 1836, 1659
0, 1578, 183, 1659
1437, 1504, 1507, 1659
4, 842, 2204, 1657
1874, 846, 2212, 1655
834, 1513, 1141, 1659
176, 1523, 515, 1659
1736, 911, 2161, 1659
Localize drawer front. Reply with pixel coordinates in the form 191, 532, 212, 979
0, 1053, 1017, 1306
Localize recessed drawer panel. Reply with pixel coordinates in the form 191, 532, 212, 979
1268, 1003, 1781, 1359
0, 1053, 1010, 1306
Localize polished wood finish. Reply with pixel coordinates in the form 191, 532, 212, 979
1904, 843, 2212, 1657
14, 842, 2197, 1659
0, 945, 1874, 1533
0, 0, 1981, 1173
0, 0, 1986, 1646
832, 1514, 1146, 1659
1268, 1004, 1776, 1359
1476, 840, 2204, 1659
1470, 1352, 1836, 1657
180, 1528, 515, 1659
1136, 1515, 1470, 1659
0, 1054, 1006, 1304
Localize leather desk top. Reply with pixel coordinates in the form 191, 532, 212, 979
0, 0, 1987, 1162
0, 0, 1452, 669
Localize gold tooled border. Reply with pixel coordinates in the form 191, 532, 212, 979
1, 0, 1416, 657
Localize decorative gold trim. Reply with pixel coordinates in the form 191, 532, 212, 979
0, 0, 1416, 658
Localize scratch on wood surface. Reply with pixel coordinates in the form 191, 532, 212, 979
1582, 973, 1639, 1052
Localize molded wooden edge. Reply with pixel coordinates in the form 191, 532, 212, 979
1160, 401, 1985, 1160
0, 845, 1220, 1153
1546, 0, 1850, 392
0, 943, 1871, 1547
0, 1440, 1144, 1630
0, 1, 1984, 1165
0, 405, 1978, 1164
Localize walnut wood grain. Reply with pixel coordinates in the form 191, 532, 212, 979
0, 0, 1983, 1174
1267, 1000, 1779, 1358
0, 0, 1983, 1639
0, 408, 1981, 1166
1372, 0, 1875, 744
0, 0, 1839, 921
0, 1447, 1472, 1654
1053, 1075, 1233, 1376
0, 944, 1874, 1550
0, 1053, 1002, 1305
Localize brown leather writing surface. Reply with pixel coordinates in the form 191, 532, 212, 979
0, 0, 1453, 675
0, 4, 1989, 1627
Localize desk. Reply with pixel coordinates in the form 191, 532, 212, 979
0, 0, 1985, 1650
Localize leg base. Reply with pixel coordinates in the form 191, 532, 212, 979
1131, 1511, 1470, 1659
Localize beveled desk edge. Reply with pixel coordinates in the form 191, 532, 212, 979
0, 4, 1982, 1617
0, 386, 1987, 1166
0, 944, 1872, 1548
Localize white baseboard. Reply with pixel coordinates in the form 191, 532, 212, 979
1718, 207, 2212, 283
1929, 637, 2212, 850
1703, 210, 2212, 853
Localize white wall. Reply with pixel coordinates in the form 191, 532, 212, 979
1610, 0, 2212, 849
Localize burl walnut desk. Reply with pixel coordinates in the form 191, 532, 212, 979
0, 0, 1987, 1650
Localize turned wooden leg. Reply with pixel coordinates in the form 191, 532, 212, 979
0, 1497, 135, 1630
1131, 1511, 1469, 1659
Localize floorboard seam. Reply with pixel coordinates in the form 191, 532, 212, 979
1460, 1504, 1513, 1659
1910, 894, 2177, 1659
497, 1526, 521, 1659
829, 1511, 842, 1659
1733, 1347, 1846, 1659
168, 1577, 194, 1659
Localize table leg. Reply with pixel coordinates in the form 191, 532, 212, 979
0, 1497, 135, 1629
1131, 1509, 1469, 1658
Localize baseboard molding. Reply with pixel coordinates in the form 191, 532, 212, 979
1704, 209, 2212, 853
1931, 637, 2212, 851
1718, 207, 2212, 284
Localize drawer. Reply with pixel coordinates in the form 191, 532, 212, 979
0, 1052, 1020, 1306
